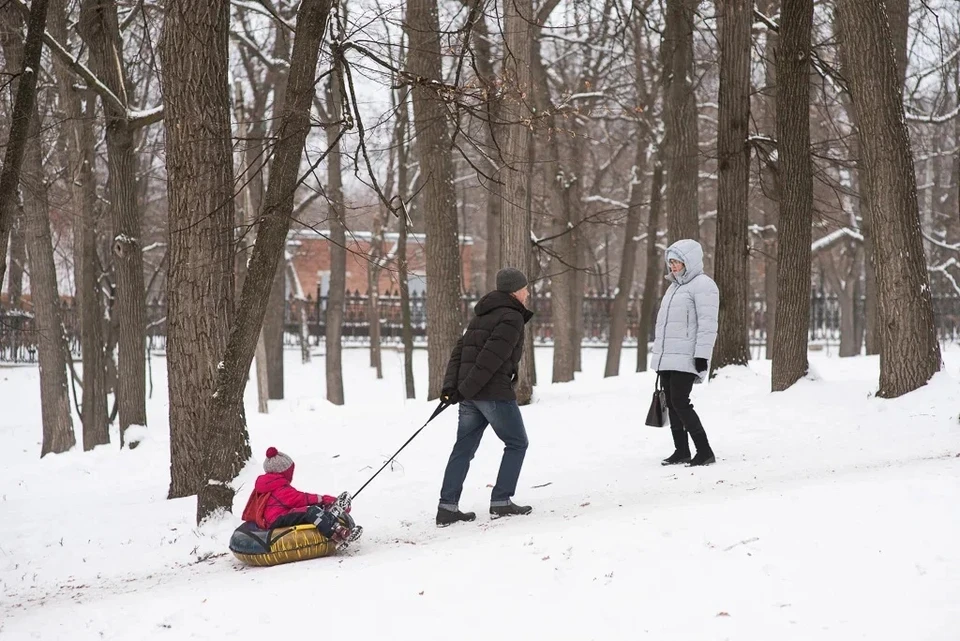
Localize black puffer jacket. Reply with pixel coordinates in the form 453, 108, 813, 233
443, 291, 534, 401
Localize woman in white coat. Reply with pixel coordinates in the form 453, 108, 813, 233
650, 239, 720, 467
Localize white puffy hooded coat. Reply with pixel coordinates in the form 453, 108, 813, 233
650, 239, 720, 382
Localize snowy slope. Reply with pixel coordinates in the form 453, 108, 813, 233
1, 347, 958, 640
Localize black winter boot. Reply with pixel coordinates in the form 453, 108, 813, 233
490, 501, 532, 519
686, 428, 715, 467
662, 428, 691, 465
661, 450, 692, 465
436, 508, 477, 527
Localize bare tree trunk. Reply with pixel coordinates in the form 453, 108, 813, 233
50, 0, 108, 447
234, 79, 271, 413
78, 0, 147, 444
771, 0, 813, 392
836, 0, 941, 398
23, 131, 76, 456
637, 155, 664, 372
464, 2, 502, 292
0, 5, 75, 456
397, 90, 416, 399
712, 0, 751, 370
6, 209, 26, 309
759, 0, 778, 360
605, 140, 648, 377
325, 70, 346, 406
197, 0, 329, 522
0, 0, 49, 292
832, 8, 878, 356
163, 0, 243, 498
405, 0, 463, 400
499, 0, 535, 403
662, 0, 700, 242
263, 21, 294, 402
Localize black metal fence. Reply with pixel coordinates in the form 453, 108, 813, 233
4, 292, 960, 362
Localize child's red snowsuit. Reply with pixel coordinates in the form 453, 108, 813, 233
242, 463, 336, 529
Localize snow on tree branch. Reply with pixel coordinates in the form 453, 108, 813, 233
811, 228, 864, 253
904, 104, 960, 125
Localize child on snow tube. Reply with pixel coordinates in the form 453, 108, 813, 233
239, 447, 361, 547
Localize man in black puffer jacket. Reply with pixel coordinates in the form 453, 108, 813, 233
436, 268, 535, 527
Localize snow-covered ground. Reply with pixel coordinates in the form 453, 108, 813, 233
2, 346, 958, 640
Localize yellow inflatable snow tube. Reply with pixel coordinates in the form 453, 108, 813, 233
229, 522, 338, 567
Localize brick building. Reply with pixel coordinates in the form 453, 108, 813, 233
286, 229, 474, 299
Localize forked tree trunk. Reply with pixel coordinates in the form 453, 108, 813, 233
771, 0, 813, 392
50, 0, 108, 447
163, 0, 244, 498
325, 70, 346, 406
836, 0, 941, 397
196, 0, 329, 522
712, 0, 752, 371
405, 0, 463, 400
662, 0, 700, 242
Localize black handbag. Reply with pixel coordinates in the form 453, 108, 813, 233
645, 375, 669, 428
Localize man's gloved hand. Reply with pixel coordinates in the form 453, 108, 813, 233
695, 358, 708, 373
441, 388, 462, 405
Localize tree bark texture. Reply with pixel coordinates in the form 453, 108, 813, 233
78, 0, 148, 443
836, 0, 942, 398
498, 0, 535, 403
163, 0, 242, 498
50, 0, 108, 448
637, 156, 664, 372
0, 0, 49, 293
405, 0, 463, 400
325, 70, 346, 406
662, 0, 700, 243
197, 0, 329, 522
712, 0, 752, 371
771, 0, 814, 392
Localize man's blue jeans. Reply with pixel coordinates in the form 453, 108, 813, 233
439, 399, 529, 510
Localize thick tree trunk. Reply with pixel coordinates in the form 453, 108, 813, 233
78, 0, 147, 443
163, 0, 243, 498
662, 0, 700, 243
405, 0, 463, 400
637, 156, 664, 372
712, 0, 752, 371
771, 0, 814, 392
50, 0, 108, 447
197, 0, 329, 522
605, 143, 648, 378
836, 0, 941, 398
325, 70, 346, 406
498, 0, 535, 403
0, 0, 49, 292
